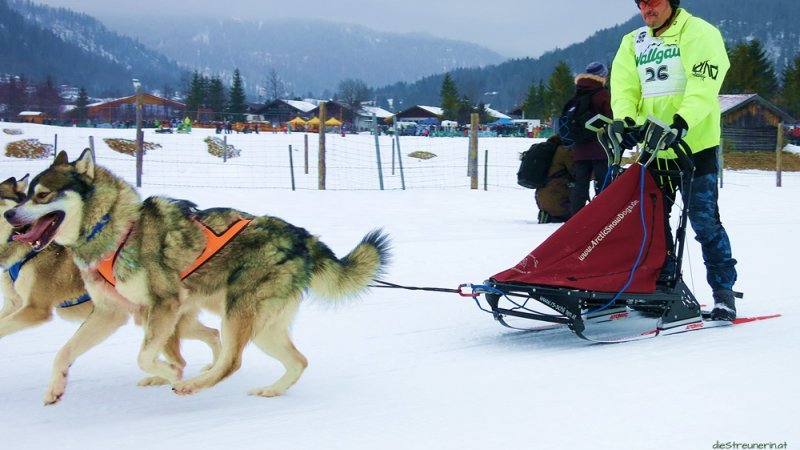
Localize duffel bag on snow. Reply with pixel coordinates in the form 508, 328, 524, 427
517, 139, 559, 189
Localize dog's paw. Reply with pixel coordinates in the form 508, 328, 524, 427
247, 387, 284, 398
171, 381, 200, 396
43, 374, 67, 405
43, 388, 64, 405
137, 376, 170, 387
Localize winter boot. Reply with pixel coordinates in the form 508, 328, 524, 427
710, 289, 737, 321
537, 210, 551, 224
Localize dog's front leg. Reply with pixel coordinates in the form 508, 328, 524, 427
137, 299, 183, 383
0, 304, 53, 338
44, 303, 129, 405
0, 277, 23, 321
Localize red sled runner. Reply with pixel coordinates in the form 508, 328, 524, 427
470, 116, 776, 342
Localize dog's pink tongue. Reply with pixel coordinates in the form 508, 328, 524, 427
12, 218, 50, 244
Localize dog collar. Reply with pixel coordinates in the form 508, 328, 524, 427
86, 214, 112, 242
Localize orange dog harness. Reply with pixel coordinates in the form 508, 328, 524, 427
96, 218, 252, 286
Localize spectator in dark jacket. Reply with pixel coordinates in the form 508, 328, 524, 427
536, 137, 575, 224
569, 61, 613, 216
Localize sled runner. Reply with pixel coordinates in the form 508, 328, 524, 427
471, 115, 757, 342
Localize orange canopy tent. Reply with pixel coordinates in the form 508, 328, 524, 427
288, 116, 307, 127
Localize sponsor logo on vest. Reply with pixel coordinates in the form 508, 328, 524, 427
637, 46, 680, 66
692, 60, 719, 80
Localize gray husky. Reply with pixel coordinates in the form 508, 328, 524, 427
5, 149, 390, 401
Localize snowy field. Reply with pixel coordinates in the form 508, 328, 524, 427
0, 123, 797, 450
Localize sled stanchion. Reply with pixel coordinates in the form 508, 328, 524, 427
288, 144, 296, 191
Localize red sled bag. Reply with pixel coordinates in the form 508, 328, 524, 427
494, 164, 665, 294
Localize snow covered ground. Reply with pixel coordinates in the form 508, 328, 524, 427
0, 123, 797, 450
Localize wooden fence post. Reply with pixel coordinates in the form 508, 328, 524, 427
776, 122, 783, 187
318, 102, 326, 190
469, 113, 479, 189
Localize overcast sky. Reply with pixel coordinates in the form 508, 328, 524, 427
30, 0, 639, 58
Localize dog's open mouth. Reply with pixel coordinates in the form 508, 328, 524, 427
13, 211, 65, 251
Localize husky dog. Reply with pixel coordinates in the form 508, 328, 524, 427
0, 175, 221, 401
5, 149, 390, 401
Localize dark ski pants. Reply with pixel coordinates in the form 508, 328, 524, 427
661, 169, 737, 292
570, 160, 609, 215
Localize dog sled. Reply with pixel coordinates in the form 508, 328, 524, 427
468, 116, 727, 342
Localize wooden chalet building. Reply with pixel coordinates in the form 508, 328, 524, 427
393, 105, 443, 122
254, 99, 317, 124
87, 93, 185, 124
719, 94, 795, 152
307, 101, 349, 124
17, 111, 48, 124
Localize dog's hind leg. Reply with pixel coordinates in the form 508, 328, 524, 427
172, 310, 252, 396
248, 299, 307, 398
44, 303, 129, 405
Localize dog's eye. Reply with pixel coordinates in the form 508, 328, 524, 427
36, 192, 50, 200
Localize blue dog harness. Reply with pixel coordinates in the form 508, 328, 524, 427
5, 235, 91, 309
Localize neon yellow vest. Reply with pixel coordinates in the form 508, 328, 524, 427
610, 9, 730, 157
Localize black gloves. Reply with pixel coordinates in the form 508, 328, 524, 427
609, 117, 641, 149
670, 114, 688, 141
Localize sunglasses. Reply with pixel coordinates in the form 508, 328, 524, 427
635, 0, 665, 8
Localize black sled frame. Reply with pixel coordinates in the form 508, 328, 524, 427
477, 116, 703, 342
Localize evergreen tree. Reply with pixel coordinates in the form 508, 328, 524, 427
779, 54, 800, 119
475, 102, 492, 124
440, 73, 460, 120
456, 95, 473, 125
547, 61, 575, 119
536, 81, 549, 120
185, 71, 207, 120
35, 75, 61, 117
522, 79, 548, 120
227, 68, 247, 122
723, 40, 779, 98
207, 77, 226, 121
74, 87, 89, 121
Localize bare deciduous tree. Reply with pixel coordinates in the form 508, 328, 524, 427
337, 78, 370, 125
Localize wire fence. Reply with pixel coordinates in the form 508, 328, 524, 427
1, 123, 796, 191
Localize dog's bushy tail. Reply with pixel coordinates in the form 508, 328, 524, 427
309, 229, 391, 301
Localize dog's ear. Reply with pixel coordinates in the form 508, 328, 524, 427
15, 174, 29, 195
1, 176, 16, 188
75, 148, 95, 179
53, 151, 70, 166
